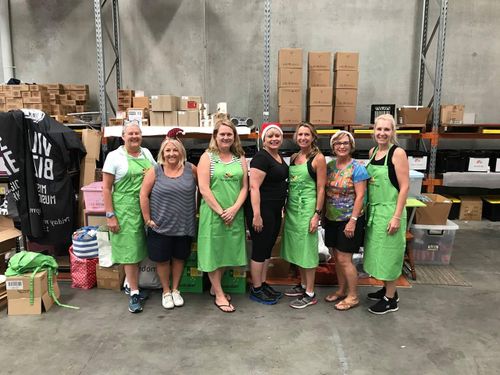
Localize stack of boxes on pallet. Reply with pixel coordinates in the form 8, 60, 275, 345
278, 48, 303, 125
307, 51, 333, 125
333, 52, 359, 125
0, 83, 89, 118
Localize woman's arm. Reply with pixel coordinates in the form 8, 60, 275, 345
139, 168, 157, 228
102, 172, 119, 233
197, 152, 225, 216
191, 164, 198, 183
388, 147, 410, 235
249, 167, 266, 232
344, 180, 367, 238
221, 156, 249, 225
310, 153, 327, 233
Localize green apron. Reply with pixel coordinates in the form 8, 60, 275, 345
363, 146, 407, 281
110, 151, 152, 264
197, 152, 246, 272
281, 161, 319, 269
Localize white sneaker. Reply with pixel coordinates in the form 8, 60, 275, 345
171, 289, 184, 307
162, 292, 174, 309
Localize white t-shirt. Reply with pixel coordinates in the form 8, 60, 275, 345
102, 146, 156, 183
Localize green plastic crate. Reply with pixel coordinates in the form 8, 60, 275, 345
179, 266, 203, 293
221, 267, 247, 294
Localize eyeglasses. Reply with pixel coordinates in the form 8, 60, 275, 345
333, 141, 350, 147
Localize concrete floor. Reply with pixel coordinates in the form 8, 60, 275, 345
1, 220, 499, 375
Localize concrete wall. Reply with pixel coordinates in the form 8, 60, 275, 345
3, 0, 499, 124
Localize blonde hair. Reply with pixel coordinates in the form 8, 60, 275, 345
157, 138, 187, 168
330, 130, 355, 155
374, 114, 399, 145
292, 122, 321, 160
207, 119, 245, 157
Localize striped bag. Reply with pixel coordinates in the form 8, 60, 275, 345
71, 226, 99, 259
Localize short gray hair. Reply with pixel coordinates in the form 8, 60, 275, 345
122, 120, 141, 136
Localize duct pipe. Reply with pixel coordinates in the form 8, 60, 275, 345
0, 0, 15, 81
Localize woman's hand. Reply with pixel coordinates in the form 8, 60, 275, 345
252, 214, 263, 232
107, 216, 120, 233
309, 214, 320, 233
387, 217, 401, 235
146, 219, 158, 230
221, 206, 238, 225
343, 220, 356, 238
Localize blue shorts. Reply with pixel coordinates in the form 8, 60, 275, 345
146, 228, 192, 263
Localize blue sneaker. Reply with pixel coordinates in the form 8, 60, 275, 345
128, 294, 143, 313
249, 287, 278, 305
262, 282, 283, 300
124, 286, 149, 301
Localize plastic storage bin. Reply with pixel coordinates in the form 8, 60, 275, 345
482, 196, 500, 221
409, 170, 425, 197
81, 181, 104, 212
410, 220, 459, 265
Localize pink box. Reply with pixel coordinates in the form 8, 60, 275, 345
81, 181, 104, 212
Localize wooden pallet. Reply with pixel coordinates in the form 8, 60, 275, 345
51, 114, 77, 124
439, 123, 500, 134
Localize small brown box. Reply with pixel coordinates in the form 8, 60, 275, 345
278, 48, 303, 69
46, 84, 64, 91
118, 89, 134, 98
333, 106, 357, 124
308, 106, 333, 125
440, 104, 464, 125
334, 52, 359, 71
69, 84, 89, 91
177, 110, 199, 127
149, 112, 164, 126
308, 87, 333, 106
151, 95, 179, 111
397, 107, 431, 125
459, 196, 482, 221
179, 96, 202, 111
415, 194, 452, 225
278, 68, 303, 87
133, 96, 150, 109
164, 111, 178, 126
333, 89, 358, 107
308, 52, 332, 71
308, 70, 331, 87
279, 87, 302, 106
96, 264, 125, 291
334, 71, 359, 89
278, 106, 302, 125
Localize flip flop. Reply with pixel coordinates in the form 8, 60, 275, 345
210, 291, 232, 302
213, 299, 236, 313
324, 293, 347, 303
334, 299, 360, 311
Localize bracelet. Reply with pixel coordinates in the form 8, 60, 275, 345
392, 216, 401, 220
350, 216, 358, 221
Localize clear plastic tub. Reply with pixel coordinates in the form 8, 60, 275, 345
410, 220, 459, 265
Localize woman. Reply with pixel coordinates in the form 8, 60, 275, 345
282, 123, 326, 309
245, 122, 288, 305
323, 131, 369, 311
140, 128, 197, 310
102, 121, 156, 313
197, 119, 248, 313
364, 114, 409, 315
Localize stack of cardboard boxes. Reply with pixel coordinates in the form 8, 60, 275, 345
307, 51, 333, 125
333, 52, 359, 125
278, 48, 303, 125
150, 95, 201, 127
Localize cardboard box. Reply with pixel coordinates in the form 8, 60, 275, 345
459, 196, 482, 221
80, 159, 97, 188
81, 129, 102, 160
179, 96, 202, 111
415, 194, 452, 225
397, 107, 431, 125
334, 52, 359, 71
6, 270, 60, 315
127, 107, 149, 122
132, 96, 149, 109
118, 89, 134, 98
440, 104, 464, 125
308, 87, 333, 106
177, 110, 199, 127
279, 87, 302, 106
151, 95, 179, 111
308, 106, 333, 125
0, 216, 21, 276
278, 48, 303, 68
279, 106, 302, 125
333, 106, 356, 124
308, 52, 331, 70
333, 89, 358, 107
149, 111, 164, 126
308, 70, 331, 87
278, 68, 303, 87
96, 264, 125, 291
334, 70, 359, 89
164, 111, 178, 126
84, 210, 107, 227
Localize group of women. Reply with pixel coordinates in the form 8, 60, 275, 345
102, 113, 409, 315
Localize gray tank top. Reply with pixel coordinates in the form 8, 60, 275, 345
150, 162, 196, 237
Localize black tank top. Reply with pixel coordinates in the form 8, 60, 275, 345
370, 145, 400, 191
291, 154, 317, 181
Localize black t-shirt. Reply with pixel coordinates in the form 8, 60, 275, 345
370, 145, 400, 191
250, 150, 289, 201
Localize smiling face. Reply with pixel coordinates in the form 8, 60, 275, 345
295, 125, 314, 150
332, 134, 352, 158
163, 141, 180, 167
122, 124, 142, 152
373, 119, 395, 147
216, 124, 235, 151
263, 128, 283, 151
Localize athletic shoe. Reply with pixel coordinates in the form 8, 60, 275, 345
289, 293, 318, 309
262, 282, 283, 300
124, 286, 149, 301
284, 284, 305, 297
367, 287, 399, 302
128, 294, 143, 313
368, 296, 399, 315
250, 287, 278, 305
171, 290, 184, 307
162, 292, 175, 309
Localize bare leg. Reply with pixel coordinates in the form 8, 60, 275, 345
124, 263, 140, 291
335, 250, 358, 301
208, 269, 234, 312
171, 258, 184, 291
156, 261, 171, 294
250, 260, 265, 288
326, 248, 347, 300
385, 280, 397, 299
298, 267, 306, 287
303, 267, 316, 295
261, 259, 270, 283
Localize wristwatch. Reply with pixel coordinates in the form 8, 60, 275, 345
314, 209, 322, 216
105, 211, 115, 219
